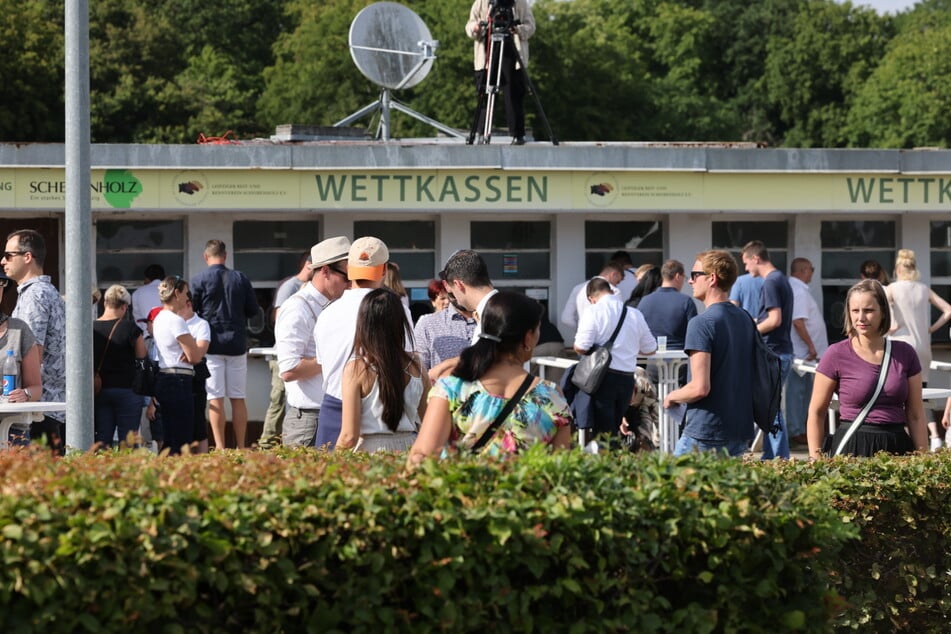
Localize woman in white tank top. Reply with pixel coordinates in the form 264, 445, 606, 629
886, 249, 951, 449
338, 288, 430, 452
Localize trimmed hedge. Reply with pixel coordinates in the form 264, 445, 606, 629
0, 446, 899, 632
773, 454, 951, 632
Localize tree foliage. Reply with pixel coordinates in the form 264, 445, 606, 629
846, 0, 951, 148
0, 0, 64, 142
765, 0, 892, 147
2, 0, 951, 147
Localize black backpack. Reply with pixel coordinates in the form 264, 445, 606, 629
748, 314, 782, 435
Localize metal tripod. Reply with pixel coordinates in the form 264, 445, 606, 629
466, 24, 558, 146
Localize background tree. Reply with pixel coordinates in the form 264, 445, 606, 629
846, 0, 951, 148
528, 0, 649, 141
0, 0, 64, 142
7, 0, 951, 147
90, 0, 286, 143
765, 0, 892, 147
638, 1, 737, 140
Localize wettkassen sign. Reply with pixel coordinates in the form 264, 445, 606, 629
1, 169, 949, 212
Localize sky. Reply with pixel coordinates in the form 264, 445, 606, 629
842, 0, 920, 13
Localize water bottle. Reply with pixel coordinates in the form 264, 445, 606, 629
2, 350, 17, 396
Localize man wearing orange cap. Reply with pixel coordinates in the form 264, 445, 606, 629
313, 237, 412, 449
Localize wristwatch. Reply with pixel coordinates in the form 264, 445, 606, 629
23, 388, 32, 400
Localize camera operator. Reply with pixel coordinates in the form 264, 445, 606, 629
466, 0, 536, 145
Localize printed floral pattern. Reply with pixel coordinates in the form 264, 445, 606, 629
13, 276, 66, 421
432, 375, 571, 456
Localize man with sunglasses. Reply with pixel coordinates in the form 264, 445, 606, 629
275, 237, 351, 447
665, 251, 756, 457
2, 229, 66, 453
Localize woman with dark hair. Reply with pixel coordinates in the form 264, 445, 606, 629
859, 259, 889, 285
806, 279, 928, 458
409, 291, 572, 464
627, 266, 661, 308
338, 288, 430, 452
152, 276, 203, 455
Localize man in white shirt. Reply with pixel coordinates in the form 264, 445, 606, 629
314, 237, 409, 449
275, 237, 351, 447
559, 261, 624, 331
260, 252, 314, 448
573, 278, 657, 440
131, 264, 164, 335
610, 250, 638, 302
786, 257, 828, 445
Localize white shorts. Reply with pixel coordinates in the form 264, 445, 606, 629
205, 354, 248, 399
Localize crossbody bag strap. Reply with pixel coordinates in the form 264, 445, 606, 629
97, 319, 122, 374
603, 305, 628, 351
470, 373, 535, 453
834, 338, 892, 456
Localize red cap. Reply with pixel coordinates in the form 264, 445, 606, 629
147, 306, 163, 322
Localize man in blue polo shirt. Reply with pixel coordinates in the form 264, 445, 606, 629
742, 240, 794, 460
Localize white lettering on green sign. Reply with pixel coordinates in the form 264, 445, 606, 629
314, 174, 548, 204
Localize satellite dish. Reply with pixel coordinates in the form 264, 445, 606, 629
335, 2, 464, 141
349, 2, 435, 91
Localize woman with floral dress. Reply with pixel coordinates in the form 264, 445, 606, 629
409, 291, 571, 465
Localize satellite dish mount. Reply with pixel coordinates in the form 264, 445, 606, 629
336, 3, 464, 141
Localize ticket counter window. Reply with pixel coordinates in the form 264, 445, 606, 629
471, 221, 550, 281
584, 220, 663, 278
96, 219, 184, 287
712, 220, 789, 274
820, 219, 896, 344
930, 221, 951, 344
233, 220, 320, 282
354, 220, 435, 282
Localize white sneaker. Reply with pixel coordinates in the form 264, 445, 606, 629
930, 436, 944, 452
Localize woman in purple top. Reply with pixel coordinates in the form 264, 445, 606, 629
806, 280, 928, 458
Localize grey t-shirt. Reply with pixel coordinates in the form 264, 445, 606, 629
274, 276, 305, 310
0, 316, 39, 376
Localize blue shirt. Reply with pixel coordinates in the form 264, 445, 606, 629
636, 287, 698, 350
729, 274, 764, 316
190, 264, 258, 356
682, 301, 755, 443
757, 270, 794, 356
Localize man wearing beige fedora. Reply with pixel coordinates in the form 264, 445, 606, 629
274, 236, 351, 447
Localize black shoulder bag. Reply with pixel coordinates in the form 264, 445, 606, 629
571, 307, 627, 394
469, 373, 535, 453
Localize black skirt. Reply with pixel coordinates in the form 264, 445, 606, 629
827, 422, 913, 457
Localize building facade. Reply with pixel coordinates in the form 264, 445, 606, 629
3, 142, 950, 417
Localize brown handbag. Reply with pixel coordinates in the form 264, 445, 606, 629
95, 319, 121, 396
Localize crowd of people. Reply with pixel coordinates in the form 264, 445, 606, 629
1, 225, 948, 461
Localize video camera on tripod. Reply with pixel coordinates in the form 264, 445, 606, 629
466, 0, 558, 146
483, 0, 520, 33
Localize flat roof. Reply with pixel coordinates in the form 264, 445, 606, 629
2, 141, 951, 174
